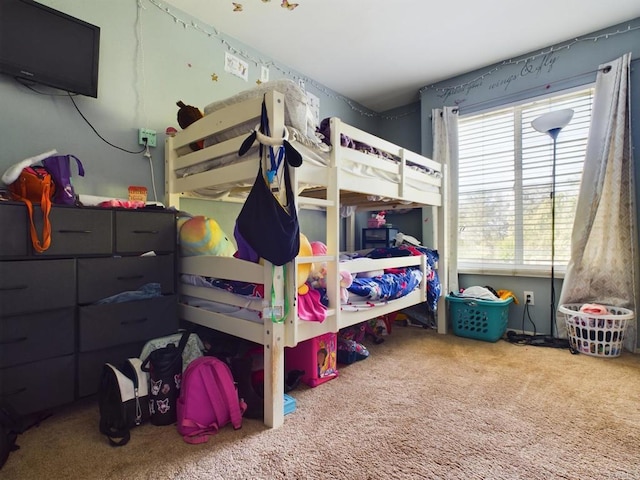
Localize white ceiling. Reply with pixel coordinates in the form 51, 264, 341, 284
165, 0, 640, 112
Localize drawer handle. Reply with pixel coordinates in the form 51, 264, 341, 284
117, 274, 144, 281
132, 230, 159, 234
0, 285, 28, 291
58, 229, 92, 234
0, 336, 28, 345
121, 317, 148, 326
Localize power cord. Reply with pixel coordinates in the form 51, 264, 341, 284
143, 143, 159, 203
506, 299, 571, 350
15, 78, 147, 155
521, 302, 538, 336
67, 93, 146, 154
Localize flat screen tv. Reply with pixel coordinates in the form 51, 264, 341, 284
0, 0, 100, 98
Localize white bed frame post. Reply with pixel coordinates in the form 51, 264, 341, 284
326, 118, 342, 333
164, 135, 181, 209
262, 263, 286, 429
422, 165, 450, 334
261, 90, 287, 428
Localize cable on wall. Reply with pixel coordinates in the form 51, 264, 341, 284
67, 93, 146, 154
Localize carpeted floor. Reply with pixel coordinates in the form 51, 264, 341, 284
2, 325, 640, 480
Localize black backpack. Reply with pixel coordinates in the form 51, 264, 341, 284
98, 358, 150, 447
0, 400, 50, 470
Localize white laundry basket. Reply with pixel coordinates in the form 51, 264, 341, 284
558, 304, 634, 357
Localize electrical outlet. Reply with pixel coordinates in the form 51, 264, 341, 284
524, 291, 534, 305
138, 128, 157, 147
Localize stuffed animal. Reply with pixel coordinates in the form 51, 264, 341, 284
177, 215, 235, 257
308, 241, 353, 303
176, 100, 204, 151
297, 233, 313, 295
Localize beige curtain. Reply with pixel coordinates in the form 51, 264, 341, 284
556, 53, 638, 352
432, 107, 459, 296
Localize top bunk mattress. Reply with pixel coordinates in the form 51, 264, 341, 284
203, 79, 320, 145
171, 81, 442, 206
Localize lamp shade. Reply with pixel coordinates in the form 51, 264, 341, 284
531, 109, 574, 135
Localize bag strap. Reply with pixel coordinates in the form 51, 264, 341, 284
209, 360, 246, 429
103, 425, 131, 447
13, 181, 52, 253
180, 364, 221, 445
68, 154, 85, 177
141, 324, 195, 372
176, 325, 194, 357
98, 365, 131, 447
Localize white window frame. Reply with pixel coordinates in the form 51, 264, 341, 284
456, 87, 595, 277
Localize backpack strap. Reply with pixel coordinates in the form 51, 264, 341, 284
68, 154, 85, 177
209, 360, 246, 430
179, 365, 221, 445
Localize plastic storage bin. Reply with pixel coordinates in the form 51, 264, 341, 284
285, 332, 338, 387
447, 295, 513, 342
283, 394, 296, 415
558, 304, 634, 357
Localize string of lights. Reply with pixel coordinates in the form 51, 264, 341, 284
143, 1, 637, 120
143, 0, 416, 120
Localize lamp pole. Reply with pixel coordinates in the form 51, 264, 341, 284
531, 109, 574, 337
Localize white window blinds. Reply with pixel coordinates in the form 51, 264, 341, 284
457, 88, 594, 275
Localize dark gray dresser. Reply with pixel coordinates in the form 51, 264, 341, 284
0, 202, 178, 414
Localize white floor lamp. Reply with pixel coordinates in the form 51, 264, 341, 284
531, 108, 574, 337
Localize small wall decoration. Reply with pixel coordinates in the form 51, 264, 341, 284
224, 52, 248, 81
232, 1, 299, 11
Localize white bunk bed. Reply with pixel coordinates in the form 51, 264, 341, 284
165, 82, 447, 429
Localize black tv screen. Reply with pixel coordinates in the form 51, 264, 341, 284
0, 0, 100, 98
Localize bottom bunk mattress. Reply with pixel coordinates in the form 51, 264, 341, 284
178, 245, 439, 324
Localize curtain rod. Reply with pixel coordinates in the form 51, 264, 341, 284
454, 58, 637, 114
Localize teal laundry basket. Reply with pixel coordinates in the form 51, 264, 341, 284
447, 296, 513, 342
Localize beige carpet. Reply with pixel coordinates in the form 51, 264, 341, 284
3, 326, 640, 480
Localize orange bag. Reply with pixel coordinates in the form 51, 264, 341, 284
8, 166, 55, 253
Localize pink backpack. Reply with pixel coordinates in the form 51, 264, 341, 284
176, 356, 247, 444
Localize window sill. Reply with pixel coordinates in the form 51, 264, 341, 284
457, 265, 566, 279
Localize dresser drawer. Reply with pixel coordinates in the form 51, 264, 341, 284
115, 210, 175, 254
0, 203, 28, 257
77, 341, 148, 397
78, 294, 177, 351
0, 259, 76, 316
36, 207, 112, 256
0, 355, 75, 415
77, 254, 175, 304
0, 308, 75, 368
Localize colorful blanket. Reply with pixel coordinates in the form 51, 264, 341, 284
364, 245, 441, 312
347, 269, 423, 301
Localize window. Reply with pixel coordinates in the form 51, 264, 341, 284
457, 88, 594, 276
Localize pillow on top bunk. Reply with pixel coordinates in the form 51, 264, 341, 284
203, 79, 316, 142
178, 215, 236, 257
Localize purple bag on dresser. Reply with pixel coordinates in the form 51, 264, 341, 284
42, 154, 85, 205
